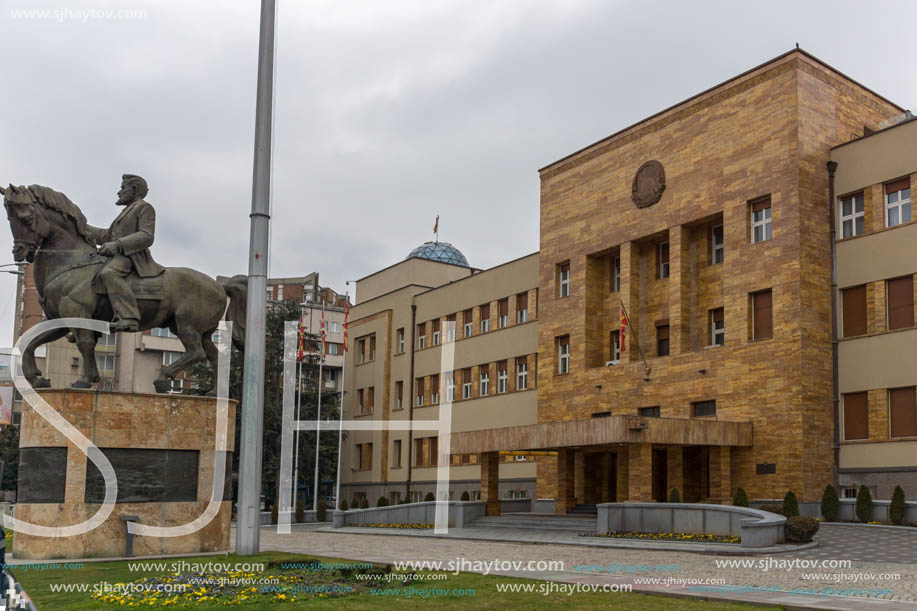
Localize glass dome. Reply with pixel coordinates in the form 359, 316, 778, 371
406, 241, 469, 267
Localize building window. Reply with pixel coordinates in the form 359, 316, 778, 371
368, 336, 375, 361
557, 336, 570, 374
327, 343, 340, 355
639, 406, 661, 418
431, 374, 440, 404
396, 328, 405, 353
497, 361, 508, 393
327, 321, 340, 333
839, 193, 865, 238
446, 314, 456, 342
692, 400, 716, 418
97, 333, 117, 348
887, 276, 914, 330
416, 377, 424, 406
480, 303, 491, 333
885, 178, 911, 228
657, 242, 670, 279
479, 368, 489, 396
462, 368, 472, 399
516, 359, 528, 390
841, 285, 867, 337
324, 368, 336, 386
395, 381, 403, 410
609, 330, 620, 363
889, 387, 917, 438
656, 324, 670, 357
463, 309, 474, 338
392, 439, 402, 468
711, 224, 724, 264
611, 256, 621, 292
498, 299, 509, 328
516, 293, 528, 323
843, 487, 858, 499
709, 308, 725, 346
432, 320, 441, 345
366, 387, 374, 413
417, 323, 426, 349
162, 351, 181, 366
275, 285, 283, 301
592, 411, 611, 418
557, 262, 571, 298
446, 375, 455, 402
96, 353, 116, 374
843, 392, 868, 440
357, 442, 373, 470
750, 196, 772, 243
151, 327, 177, 338
751, 289, 773, 341
357, 338, 366, 363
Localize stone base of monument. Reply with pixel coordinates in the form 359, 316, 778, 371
14, 389, 235, 560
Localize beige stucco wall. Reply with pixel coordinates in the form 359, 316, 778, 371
836, 221, 917, 289
832, 118, 917, 198
840, 441, 917, 469
838, 328, 917, 394
355, 258, 473, 304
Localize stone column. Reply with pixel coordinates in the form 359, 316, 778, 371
619, 241, 640, 362
574, 450, 585, 503
555, 449, 575, 514
627, 443, 653, 501
708, 446, 731, 503
480, 451, 500, 516
600, 453, 611, 502
615, 450, 629, 501
669, 226, 691, 354
536, 452, 557, 500
666, 446, 683, 501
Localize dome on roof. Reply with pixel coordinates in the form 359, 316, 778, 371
406, 241, 469, 267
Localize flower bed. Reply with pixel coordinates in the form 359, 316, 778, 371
360, 523, 433, 529
582, 531, 740, 544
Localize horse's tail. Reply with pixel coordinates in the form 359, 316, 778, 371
218, 274, 248, 352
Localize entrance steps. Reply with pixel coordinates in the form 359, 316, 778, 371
569, 504, 598, 515
469, 512, 597, 532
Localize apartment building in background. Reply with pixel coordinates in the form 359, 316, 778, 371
340, 243, 540, 505
831, 115, 917, 500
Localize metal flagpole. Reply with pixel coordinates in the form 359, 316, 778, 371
619, 299, 651, 378
313, 300, 325, 512
236, 0, 276, 556
334, 294, 348, 511
292, 306, 304, 513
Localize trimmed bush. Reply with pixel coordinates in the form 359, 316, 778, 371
890, 485, 906, 525
317, 498, 327, 522
360, 498, 369, 509
352, 496, 360, 509
732, 488, 749, 507
759, 503, 785, 516
339, 498, 349, 511
460, 490, 470, 501
855, 485, 872, 523
782, 491, 800, 517
270, 504, 278, 525
424, 492, 435, 502
668, 488, 680, 503
785, 516, 819, 543
820, 485, 839, 522
377, 496, 389, 508
295, 498, 304, 523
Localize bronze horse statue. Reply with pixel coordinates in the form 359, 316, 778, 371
3, 183, 247, 392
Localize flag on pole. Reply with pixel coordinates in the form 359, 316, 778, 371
619, 305, 628, 352
297, 311, 305, 362
320, 305, 326, 358
342, 300, 349, 352
433, 214, 439, 236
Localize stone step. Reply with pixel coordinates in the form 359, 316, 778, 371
470, 516, 597, 531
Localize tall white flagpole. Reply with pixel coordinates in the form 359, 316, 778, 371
334, 293, 348, 510
292, 306, 304, 514
313, 300, 325, 512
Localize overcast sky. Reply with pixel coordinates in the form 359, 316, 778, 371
1, 0, 915, 347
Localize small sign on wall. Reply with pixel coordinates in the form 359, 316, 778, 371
756, 463, 777, 475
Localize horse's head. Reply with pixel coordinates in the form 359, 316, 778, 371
2, 184, 51, 263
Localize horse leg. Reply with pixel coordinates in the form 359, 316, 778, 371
19, 328, 70, 388
154, 326, 207, 394
71, 330, 101, 388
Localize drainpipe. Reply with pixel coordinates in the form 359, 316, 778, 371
827, 160, 840, 490
406, 303, 417, 502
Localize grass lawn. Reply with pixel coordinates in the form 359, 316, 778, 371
12, 552, 775, 610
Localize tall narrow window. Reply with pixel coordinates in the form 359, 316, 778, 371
417, 323, 426, 349
611, 256, 621, 292
609, 330, 620, 363
446, 314, 456, 342
657, 242, 670, 279
557, 336, 570, 374
516, 358, 528, 390
357, 388, 365, 415
711, 224, 724, 264
369, 335, 376, 361
558, 262, 571, 298
709, 308, 725, 346
416, 377, 424, 406
750, 196, 772, 243
886, 178, 911, 228
480, 303, 491, 333
498, 299, 509, 328
497, 361, 508, 393
890, 387, 917, 438
463, 309, 474, 337
887, 276, 914, 330
432, 320, 441, 345
751, 289, 773, 340
392, 439, 402, 468
656, 323, 670, 356
367, 387, 374, 412
414, 439, 424, 467
396, 328, 405, 353
842, 285, 867, 337
479, 366, 490, 396
446, 375, 455, 402
516, 293, 529, 323
395, 381, 403, 410
429, 437, 438, 467
462, 368, 472, 399
840, 193, 865, 238
843, 392, 868, 440
358, 338, 367, 363
431, 374, 440, 404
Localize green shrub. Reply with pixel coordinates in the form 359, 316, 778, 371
339, 498, 349, 511
317, 498, 327, 522
668, 488, 680, 503
785, 516, 819, 543
295, 498, 304, 523
820, 485, 839, 522
270, 503, 278, 525
460, 490, 470, 501
760, 503, 784, 516
890, 485, 906, 525
360, 498, 369, 509
352, 497, 360, 510
377, 496, 389, 507
424, 492, 435, 502
732, 488, 749, 507
782, 491, 800, 517
855, 485, 872, 523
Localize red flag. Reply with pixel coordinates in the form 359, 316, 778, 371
619, 305, 628, 353
433, 214, 439, 235
321, 306, 326, 357
297, 312, 305, 362
342, 301, 349, 353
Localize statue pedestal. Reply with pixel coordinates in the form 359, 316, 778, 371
14, 389, 235, 559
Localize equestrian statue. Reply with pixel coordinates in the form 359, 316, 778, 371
3, 176, 247, 393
